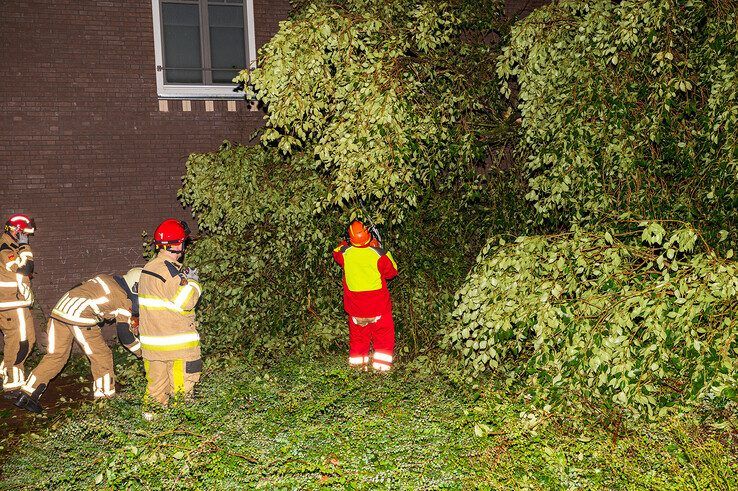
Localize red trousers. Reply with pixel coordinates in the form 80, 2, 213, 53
347, 313, 395, 371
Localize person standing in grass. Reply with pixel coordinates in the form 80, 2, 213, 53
333, 220, 398, 372
138, 219, 202, 420
0, 214, 37, 398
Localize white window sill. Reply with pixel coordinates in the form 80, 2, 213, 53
157, 84, 246, 100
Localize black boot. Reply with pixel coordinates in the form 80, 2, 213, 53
14, 393, 44, 414
2, 389, 21, 400
14, 384, 46, 414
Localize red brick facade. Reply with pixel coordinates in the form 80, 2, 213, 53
0, 0, 290, 316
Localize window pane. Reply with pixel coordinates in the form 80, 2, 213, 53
162, 3, 202, 83
209, 4, 245, 83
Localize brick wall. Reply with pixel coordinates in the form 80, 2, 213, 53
506, 0, 550, 18
0, 0, 290, 321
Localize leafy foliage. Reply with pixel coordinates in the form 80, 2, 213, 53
498, 0, 738, 240
179, 0, 524, 356
179, 141, 524, 356
2, 355, 735, 489
446, 222, 738, 419
237, 0, 513, 224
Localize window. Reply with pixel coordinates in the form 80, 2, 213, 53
152, 0, 256, 99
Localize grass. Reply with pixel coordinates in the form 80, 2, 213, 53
0, 353, 735, 490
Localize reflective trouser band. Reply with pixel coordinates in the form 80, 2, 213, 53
140, 333, 200, 352
351, 316, 381, 326
372, 352, 393, 371
2, 366, 25, 388
21, 374, 38, 395
349, 356, 370, 366
93, 373, 115, 398
373, 352, 393, 363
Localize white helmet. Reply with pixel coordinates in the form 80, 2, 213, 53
122, 267, 143, 293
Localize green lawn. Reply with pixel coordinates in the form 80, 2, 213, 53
0, 354, 735, 490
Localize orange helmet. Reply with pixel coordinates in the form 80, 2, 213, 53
348, 220, 371, 247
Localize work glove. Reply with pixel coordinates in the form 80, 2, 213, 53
17, 233, 29, 245
182, 267, 199, 282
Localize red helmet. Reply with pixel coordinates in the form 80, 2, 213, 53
348, 220, 371, 247
5, 214, 36, 235
153, 219, 190, 247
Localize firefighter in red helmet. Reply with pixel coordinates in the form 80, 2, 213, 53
0, 214, 37, 397
138, 219, 202, 420
333, 220, 398, 371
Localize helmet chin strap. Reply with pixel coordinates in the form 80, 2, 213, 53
157, 244, 185, 259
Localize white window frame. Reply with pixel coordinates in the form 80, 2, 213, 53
151, 0, 256, 99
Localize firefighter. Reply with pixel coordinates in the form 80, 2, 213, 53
14, 268, 143, 413
138, 219, 201, 419
0, 214, 37, 397
333, 220, 398, 371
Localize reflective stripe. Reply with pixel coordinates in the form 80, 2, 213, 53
56, 293, 72, 312
105, 373, 114, 396
21, 374, 37, 395
173, 284, 196, 309
87, 299, 104, 318
140, 332, 200, 352
129, 341, 141, 352
51, 308, 99, 326
0, 299, 32, 309
72, 326, 93, 355
352, 316, 381, 325
4, 366, 25, 388
4, 260, 15, 271
91, 296, 109, 305
373, 352, 393, 363
139, 295, 194, 314
52, 296, 99, 325
349, 356, 365, 365
112, 308, 132, 318
94, 276, 111, 295
18, 251, 32, 266
17, 274, 32, 301
372, 362, 391, 371
17, 308, 26, 342
66, 297, 86, 316
0, 281, 17, 287
48, 320, 56, 354
94, 373, 115, 398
